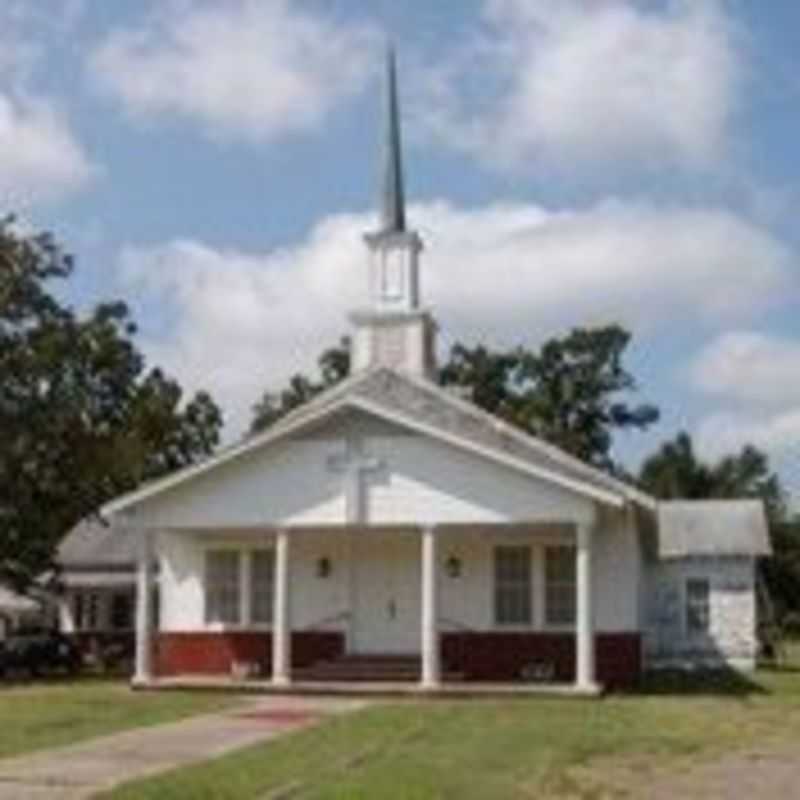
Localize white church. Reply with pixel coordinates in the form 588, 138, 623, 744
99, 51, 770, 694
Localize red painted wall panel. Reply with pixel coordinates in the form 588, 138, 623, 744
441, 632, 641, 687
155, 631, 344, 677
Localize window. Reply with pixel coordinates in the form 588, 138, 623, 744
74, 591, 100, 631
545, 546, 576, 626
686, 578, 710, 635
380, 249, 404, 301
250, 550, 275, 625
110, 592, 132, 630
494, 546, 532, 626
205, 551, 241, 625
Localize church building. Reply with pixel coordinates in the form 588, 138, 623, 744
101, 51, 770, 693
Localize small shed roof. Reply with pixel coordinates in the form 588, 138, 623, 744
657, 500, 771, 558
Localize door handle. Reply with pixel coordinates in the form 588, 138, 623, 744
388, 599, 396, 620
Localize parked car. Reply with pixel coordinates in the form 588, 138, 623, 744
0, 628, 81, 678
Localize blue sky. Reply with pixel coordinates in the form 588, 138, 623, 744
2, 0, 800, 500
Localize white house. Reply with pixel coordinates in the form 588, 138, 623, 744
100, 51, 770, 693
56, 521, 137, 662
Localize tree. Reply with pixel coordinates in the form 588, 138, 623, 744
639, 431, 799, 618
441, 326, 659, 469
250, 325, 658, 471
250, 337, 350, 434
639, 432, 784, 519
0, 219, 223, 590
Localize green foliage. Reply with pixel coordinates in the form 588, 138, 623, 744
0, 219, 223, 590
250, 325, 658, 472
440, 325, 659, 469
250, 337, 350, 434
639, 432, 785, 519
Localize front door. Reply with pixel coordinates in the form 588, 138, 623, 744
352, 533, 420, 654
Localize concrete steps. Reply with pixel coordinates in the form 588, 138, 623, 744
294, 653, 463, 683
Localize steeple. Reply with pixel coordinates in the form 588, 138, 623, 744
380, 46, 406, 235
350, 46, 437, 379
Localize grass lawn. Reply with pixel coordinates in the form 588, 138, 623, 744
0, 679, 235, 759
101, 647, 800, 800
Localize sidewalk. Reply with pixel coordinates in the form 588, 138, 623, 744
0, 695, 367, 799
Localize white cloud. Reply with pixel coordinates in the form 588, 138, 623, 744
696, 410, 800, 463
0, 4, 95, 206
691, 332, 800, 479
691, 331, 800, 411
119, 199, 794, 436
415, 0, 740, 171
89, 0, 377, 142
0, 94, 95, 206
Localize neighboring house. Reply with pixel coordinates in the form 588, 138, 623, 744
0, 585, 45, 639
96, 52, 770, 692
57, 521, 138, 662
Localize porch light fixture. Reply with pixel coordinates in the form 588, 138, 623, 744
316, 557, 332, 579
445, 555, 462, 579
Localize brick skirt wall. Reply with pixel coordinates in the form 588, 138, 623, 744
441, 632, 642, 688
155, 631, 344, 677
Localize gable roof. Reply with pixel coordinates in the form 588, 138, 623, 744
657, 500, 772, 558
103, 367, 654, 517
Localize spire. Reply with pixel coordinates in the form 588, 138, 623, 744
380, 44, 406, 234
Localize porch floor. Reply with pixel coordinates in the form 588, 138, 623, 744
136, 676, 603, 698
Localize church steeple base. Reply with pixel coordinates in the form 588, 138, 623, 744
350, 308, 437, 380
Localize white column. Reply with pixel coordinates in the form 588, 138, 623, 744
133, 531, 154, 685
241, 551, 252, 627
575, 523, 596, 690
58, 594, 76, 634
272, 530, 291, 686
420, 525, 440, 688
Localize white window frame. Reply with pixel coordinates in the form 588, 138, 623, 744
493, 545, 533, 628
204, 549, 242, 628
544, 545, 577, 630
203, 547, 275, 630
74, 591, 102, 632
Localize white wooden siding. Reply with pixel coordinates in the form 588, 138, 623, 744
158, 521, 640, 637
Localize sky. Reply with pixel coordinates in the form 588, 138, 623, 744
2, 0, 800, 502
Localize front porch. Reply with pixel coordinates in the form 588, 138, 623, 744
132, 521, 640, 693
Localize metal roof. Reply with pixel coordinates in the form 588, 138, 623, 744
657, 500, 772, 558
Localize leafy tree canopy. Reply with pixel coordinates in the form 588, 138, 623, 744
639, 431, 785, 520
0, 219, 223, 590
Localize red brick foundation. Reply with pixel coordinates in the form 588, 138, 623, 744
441, 632, 641, 688
155, 631, 345, 677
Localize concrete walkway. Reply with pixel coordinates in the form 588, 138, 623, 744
0, 695, 368, 799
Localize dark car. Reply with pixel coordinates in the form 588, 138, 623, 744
0, 628, 82, 678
